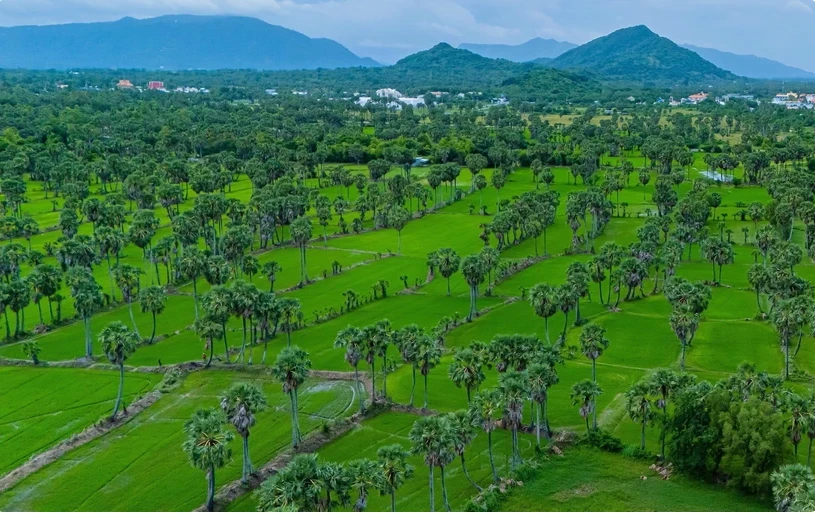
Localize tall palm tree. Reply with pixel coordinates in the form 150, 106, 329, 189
113, 263, 143, 339
99, 321, 138, 419
416, 335, 443, 410
139, 285, 166, 344
346, 458, 381, 512
625, 381, 654, 450
277, 297, 301, 347
499, 370, 527, 469
570, 379, 603, 434
377, 444, 414, 512
220, 382, 267, 483
257, 454, 322, 512
320, 461, 352, 512
649, 368, 680, 463
460, 254, 486, 322
229, 280, 260, 363
394, 324, 422, 406
290, 216, 313, 287
469, 389, 503, 482
447, 410, 480, 492
182, 408, 234, 512
528, 283, 559, 344
73, 279, 104, 359
335, 325, 366, 413
179, 247, 208, 320
670, 307, 699, 371
527, 361, 558, 446
409, 416, 455, 512
271, 345, 311, 447
448, 348, 485, 404
195, 317, 224, 368
362, 320, 391, 401
201, 286, 233, 361
579, 324, 610, 429
94, 226, 126, 302
262, 261, 282, 292
434, 248, 460, 296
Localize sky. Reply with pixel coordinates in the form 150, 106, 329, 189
1, 0, 814, 71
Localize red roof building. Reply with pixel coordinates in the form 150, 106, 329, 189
148, 81, 165, 91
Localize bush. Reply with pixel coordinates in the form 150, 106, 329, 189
581, 428, 624, 453
622, 445, 653, 460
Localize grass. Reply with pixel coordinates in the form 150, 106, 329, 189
0, 371, 357, 512
0, 367, 160, 476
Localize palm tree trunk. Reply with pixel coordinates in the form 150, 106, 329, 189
206, 337, 214, 368
222, 323, 229, 361
439, 465, 451, 512
371, 358, 377, 402
535, 401, 541, 448
487, 430, 498, 482
112, 362, 125, 419
150, 312, 157, 344
423, 372, 429, 409
410, 365, 416, 406
641, 420, 647, 450
206, 466, 215, 512
461, 453, 481, 491
242, 435, 252, 482
355, 366, 364, 413
192, 279, 199, 320
382, 354, 388, 399
293, 390, 301, 444
289, 391, 298, 447
128, 299, 141, 340
808, 437, 813, 467
428, 465, 435, 512
544, 317, 550, 344
544, 399, 551, 438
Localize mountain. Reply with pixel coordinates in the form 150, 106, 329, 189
550, 25, 736, 84
458, 38, 577, 62
682, 44, 815, 80
0, 15, 379, 70
502, 68, 602, 103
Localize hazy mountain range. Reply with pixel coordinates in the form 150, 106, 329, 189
458, 38, 576, 62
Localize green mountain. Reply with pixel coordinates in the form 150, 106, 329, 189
0, 15, 379, 70
458, 38, 577, 62
550, 26, 737, 84
502, 68, 602, 102
683, 45, 815, 80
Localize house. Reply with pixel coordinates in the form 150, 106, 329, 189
265, 89, 278, 96
413, 158, 430, 167
292, 90, 308, 96
491, 96, 509, 106
117, 79, 134, 89
386, 101, 402, 110
356, 96, 372, 107
805, 94, 815, 104
376, 88, 403, 98
688, 92, 708, 103
148, 81, 165, 91
399, 97, 425, 108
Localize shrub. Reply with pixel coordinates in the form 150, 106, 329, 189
581, 428, 624, 453
622, 445, 653, 460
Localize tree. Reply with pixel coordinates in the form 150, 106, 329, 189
271, 346, 311, 447
527, 361, 558, 446
377, 444, 415, 512
650, 368, 683, 463
290, 216, 313, 287
94, 226, 126, 301
409, 415, 455, 512
433, 248, 460, 296
469, 389, 503, 482
335, 325, 366, 413
195, 317, 224, 368
179, 247, 208, 320
500, 370, 527, 470
461, 254, 486, 322
571, 379, 603, 434
27, 264, 62, 325
139, 285, 166, 344
220, 382, 267, 483
417, 335, 443, 409
262, 261, 282, 292
528, 283, 559, 344
73, 276, 103, 359
202, 286, 232, 361
448, 348, 485, 404
465, 154, 488, 193
347, 458, 381, 512
388, 206, 411, 255
277, 297, 301, 348
113, 264, 143, 339
182, 408, 234, 512
21, 341, 41, 364
772, 464, 815, 512
625, 381, 654, 450
670, 307, 700, 370
99, 321, 138, 419
579, 324, 610, 388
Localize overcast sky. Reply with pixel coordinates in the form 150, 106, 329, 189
1, 0, 814, 71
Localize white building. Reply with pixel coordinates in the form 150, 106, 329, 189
376, 88, 403, 98
356, 96, 372, 107
399, 97, 425, 108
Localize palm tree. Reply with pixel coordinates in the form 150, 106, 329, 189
220, 382, 267, 483
499, 370, 526, 469
469, 389, 503, 482
99, 321, 138, 419
579, 324, 610, 429
195, 317, 224, 368
434, 248, 460, 296
335, 325, 366, 413
201, 286, 232, 361
416, 335, 443, 410
570, 379, 603, 434
480, 247, 500, 296
394, 324, 423, 406
277, 297, 301, 347
320, 460, 353, 512
347, 458, 381, 512
447, 410, 480, 492
805, 394, 815, 466
362, 320, 392, 401
113, 264, 143, 339
625, 381, 654, 450
527, 361, 558, 446
649, 368, 681, 463
28, 264, 62, 326
290, 216, 313, 287
271, 345, 311, 447
94, 226, 126, 302
528, 283, 559, 344
262, 261, 282, 292
182, 408, 234, 512
670, 307, 700, 370
409, 416, 455, 512
461, 254, 486, 322
179, 247, 208, 320
771, 464, 815, 512
257, 455, 320, 511
139, 285, 166, 344
377, 444, 414, 512
773, 298, 801, 380
448, 348, 485, 404
73, 278, 104, 359
229, 280, 259, 363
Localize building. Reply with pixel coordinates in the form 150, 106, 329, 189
399, 97, 425, 108
356, 96, 372, 107
376, 88, 403, 98
688, 92, 708, 103
148, 81, 165, 91
117, 79, 134, 89
491, 96, 509, 106
265, 89, 278, 96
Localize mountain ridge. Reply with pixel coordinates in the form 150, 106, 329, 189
682, 44, 815, 79
458, 37, 577, 62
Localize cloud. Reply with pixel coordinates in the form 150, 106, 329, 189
0, 0, 813, 70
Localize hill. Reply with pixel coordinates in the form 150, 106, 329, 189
458, 38, 577, 62
502, 67, 603, 102
683, 44, 815, 79
550, 25, 737, 84
0, 15, 379, 70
